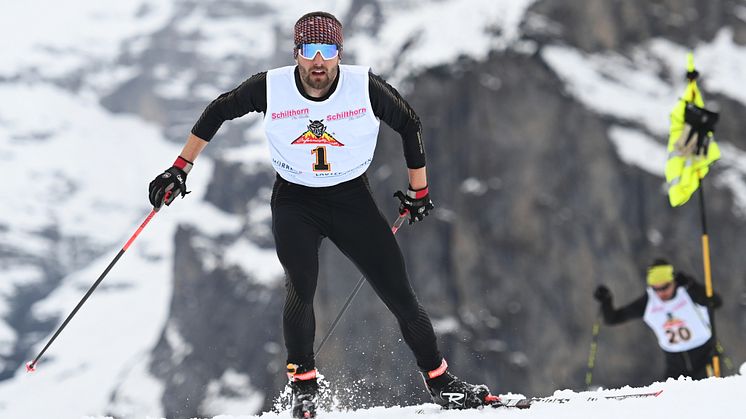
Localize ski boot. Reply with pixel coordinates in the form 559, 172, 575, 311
422, 359, 500, 409
287, 363, 319, 418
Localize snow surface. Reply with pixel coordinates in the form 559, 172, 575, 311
221, 375, 743, 419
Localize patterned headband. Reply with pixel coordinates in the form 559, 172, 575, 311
294, 14, 343, 57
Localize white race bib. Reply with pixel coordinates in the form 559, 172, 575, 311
643, 287, 712, 352
263, 65, 381, 187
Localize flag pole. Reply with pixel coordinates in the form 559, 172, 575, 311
697, 171, 719, 377
667, 52, 721, 376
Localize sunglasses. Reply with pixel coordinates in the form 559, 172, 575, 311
297, 43, 339, 60
652, 282, 673, 292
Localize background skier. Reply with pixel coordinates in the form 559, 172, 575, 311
594, 258, 722, 380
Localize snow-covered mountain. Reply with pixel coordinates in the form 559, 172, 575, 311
1, 1, 745, 418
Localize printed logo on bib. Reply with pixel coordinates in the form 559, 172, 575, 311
271, 107, 309, 120
651, 298, 687, 313
326, 107, 367, 121
272, 157, 300, 174
663, 313, 692, 345
292, 119, 344, 146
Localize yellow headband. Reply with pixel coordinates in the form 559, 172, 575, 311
647, 265, 674, 286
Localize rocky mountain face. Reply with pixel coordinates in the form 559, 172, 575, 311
4, 1, 745, 418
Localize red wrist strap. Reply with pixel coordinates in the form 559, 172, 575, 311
409, 186, 429, 199
173, 156, 193, 174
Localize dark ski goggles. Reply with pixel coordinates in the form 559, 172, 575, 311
651, 282, 673, 292
297, 43, 339, 60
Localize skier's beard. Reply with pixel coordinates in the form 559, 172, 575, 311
299, 64, 338, 91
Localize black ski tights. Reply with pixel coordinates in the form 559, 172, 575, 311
271, 175, 442, 371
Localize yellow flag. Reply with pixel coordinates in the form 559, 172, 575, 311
665, 53, 720, 207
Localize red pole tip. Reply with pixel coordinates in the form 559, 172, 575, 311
25, 361, 36, 372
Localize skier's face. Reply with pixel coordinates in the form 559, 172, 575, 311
296, 48, 339, 96
651, 281, 675, 301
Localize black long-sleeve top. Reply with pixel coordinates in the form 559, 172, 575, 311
600, 273, 723, 325
191, 67, 426, 169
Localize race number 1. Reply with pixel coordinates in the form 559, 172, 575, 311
312, 146, 331, 172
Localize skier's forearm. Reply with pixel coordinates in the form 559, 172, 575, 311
600, 304, 634, 325
599, 301, 622, 325
408, 167, 428, 190
601, 295, 647, 325
179, 133, 209, 162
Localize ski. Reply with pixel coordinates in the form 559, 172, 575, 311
414, 390, 663, 413
496, 389, 664, 409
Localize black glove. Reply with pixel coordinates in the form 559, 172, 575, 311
394, 185, 434, 224
593, 285, 612, 303
149, 156, 193, 210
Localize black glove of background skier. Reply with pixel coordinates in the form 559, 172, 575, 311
394, 186, 434, 224
149, 156, 192, 210
593, 285, 612, 304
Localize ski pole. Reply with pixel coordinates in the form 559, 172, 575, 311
314, 211, 409, 357
25, 195, 169, 372
585, 313, 602, 388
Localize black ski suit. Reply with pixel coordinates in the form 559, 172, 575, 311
191, 67, 443, 372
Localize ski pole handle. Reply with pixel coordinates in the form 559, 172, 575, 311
391, 209, 409, 234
